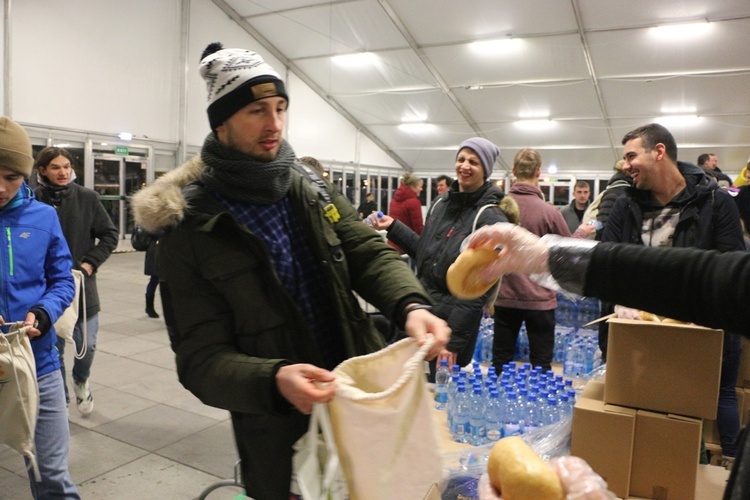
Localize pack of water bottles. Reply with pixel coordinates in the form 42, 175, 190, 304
435, 360, 577, 448
562, 328, 602, 378
472, 312, 494, 364
556, 292, 601, 329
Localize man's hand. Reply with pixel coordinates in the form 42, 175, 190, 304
23, 311, 42, 338
370, 214, 394, 230
276, 364, 336, 415
81, 262, 94, 276
465, 223, 549, 282
614, 305, 643, 320
436, 349, 457, 367
403, 306, 450, 360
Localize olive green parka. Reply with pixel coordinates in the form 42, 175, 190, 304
131, 156, 432, 498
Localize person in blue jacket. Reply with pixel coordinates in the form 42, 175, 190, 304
0, 117, 78, 498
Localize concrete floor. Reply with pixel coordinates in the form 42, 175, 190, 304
0, 247, 244, 500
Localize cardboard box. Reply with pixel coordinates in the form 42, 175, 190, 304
571, 396, 636, 498
630, 410, 702, 500
581, 379, 605, 400
703, 388, 745, 446
604, 319, 723, 420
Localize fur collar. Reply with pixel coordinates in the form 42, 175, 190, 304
131, 155, 205, 233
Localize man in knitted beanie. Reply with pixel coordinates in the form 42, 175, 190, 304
132, 43, 450, 499
457, 137, 500, 180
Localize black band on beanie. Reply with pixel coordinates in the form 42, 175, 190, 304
207, 76, 288, 130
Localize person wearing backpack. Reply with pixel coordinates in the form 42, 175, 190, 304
372, 137, 517, 374
603, 122, 744, 468
131, 43, 450, 500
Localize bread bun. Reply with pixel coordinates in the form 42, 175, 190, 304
638, 310, 661, 322
487, 436, 564, 500
660, 317, 691, 325
446, 247, 499, 300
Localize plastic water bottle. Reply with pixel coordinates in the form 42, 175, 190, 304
469, 386, 486, 446
446, 374, 461, 428
559, 393, 573, 419
364, 211, 384, 227
452, 385, 470, 443
434, 359, 450, 410
523, 392, 542, 433
485, 390, 504, 443
543, 395, 559, 425
503, 391, 522, 437
481, 323, 494, 364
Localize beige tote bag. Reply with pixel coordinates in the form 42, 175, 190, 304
54, 269, 87, 359
0, 322, 40, 481
328, 336, 442, 500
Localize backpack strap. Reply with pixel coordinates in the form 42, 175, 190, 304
473, 204, 498, 232
292, 160, 340, 224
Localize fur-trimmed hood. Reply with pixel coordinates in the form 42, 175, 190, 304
131, 155, 205, 234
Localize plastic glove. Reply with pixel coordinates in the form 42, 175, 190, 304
614, 305, 642, 320
464, 223, 550, 282
477, 456, 616, 500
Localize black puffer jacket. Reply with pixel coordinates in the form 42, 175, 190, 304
388, 181, 510, 364
35, 182, 118, 316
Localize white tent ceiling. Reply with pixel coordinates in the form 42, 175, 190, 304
216, 0, 750, 177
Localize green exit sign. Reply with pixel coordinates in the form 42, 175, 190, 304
115, 146, 129, 155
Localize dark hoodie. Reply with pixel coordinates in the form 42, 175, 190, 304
602, 161, 744, 252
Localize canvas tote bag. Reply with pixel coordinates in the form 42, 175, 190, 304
291, 402, 348, 500
0, 322, 40, 481
54, 269, 87, 359
328, 336, 443, 500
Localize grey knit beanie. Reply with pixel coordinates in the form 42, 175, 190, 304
457, 137, 500, 180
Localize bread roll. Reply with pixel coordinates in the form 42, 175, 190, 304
487, 436, 564, 500
446, 247, 498, 300
660, 317, 691, 325
638, 310, 661, 322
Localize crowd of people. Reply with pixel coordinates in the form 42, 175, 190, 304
3, 40, 750, 499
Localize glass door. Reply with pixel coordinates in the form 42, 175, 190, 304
93, 154, 147, 238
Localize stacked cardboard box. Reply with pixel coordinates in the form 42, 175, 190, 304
571, 319, 723, 499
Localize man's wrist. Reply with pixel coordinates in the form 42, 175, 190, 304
403, 303, 432, 317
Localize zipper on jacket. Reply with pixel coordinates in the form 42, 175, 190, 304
5, 226, 13, 276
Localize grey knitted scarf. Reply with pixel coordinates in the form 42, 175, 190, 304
200, 133, 296, 203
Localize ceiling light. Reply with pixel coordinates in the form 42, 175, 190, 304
100, 142, 108, 146
118, 132, 133, 141
547, 165, 558, 174
654, 115, 703, 126
470, 38, 521, 55
660, 106, 696, 115
514, 119, 556, 130
53, 143, 70, 148
652, 21, 711, 38
398, 123, 436, 134
331, 52, 378, 67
